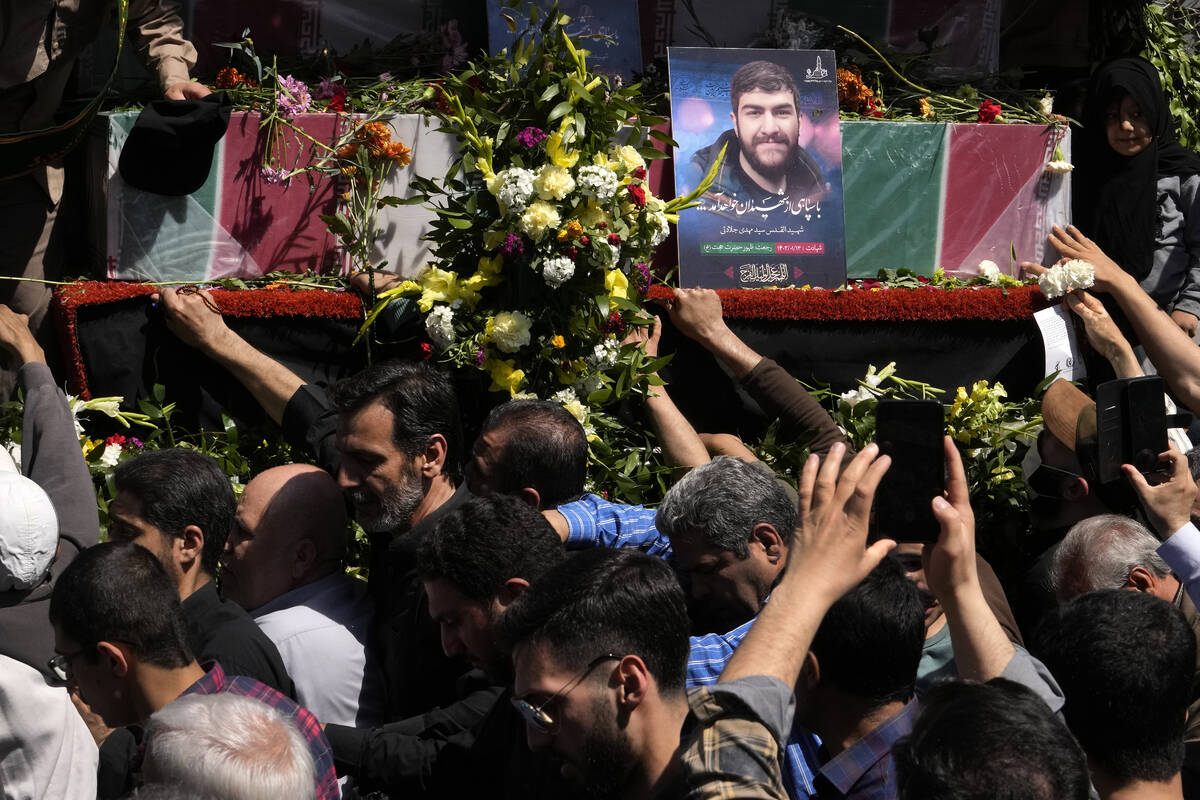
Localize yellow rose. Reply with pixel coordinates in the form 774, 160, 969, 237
605, 269, 629, 301
520, 201, 561, 240
487, 359, 526, 396
615, 144, 645, 173
533, 164, 576, 201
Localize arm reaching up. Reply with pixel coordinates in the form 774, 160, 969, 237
625, 316, 710, 470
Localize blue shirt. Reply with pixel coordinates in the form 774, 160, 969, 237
814, 701, 919, 800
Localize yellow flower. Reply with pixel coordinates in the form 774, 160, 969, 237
550, 334, 566, 349
533, 164, 576, 201
520, 201, 561, 240
563, 399, 587, 424
577, 200, 611, 229
81, 438, 101, 457
919, 97, 934, 119
483, 229, 507, 250
605, 269, 629, 300
416, 266, 462, 312
484, 310, 532, 353
614, 144, 645, 173
487, 358, 526, 396
546, 120, 580, 169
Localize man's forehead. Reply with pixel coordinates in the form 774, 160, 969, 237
512, 640, 569, 696
669, 528, 726, 563
737, 88, 796, 110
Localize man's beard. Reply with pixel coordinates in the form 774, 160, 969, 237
349, 464, 425, 534
738, 132, 795, 183
571, 693, 638, 800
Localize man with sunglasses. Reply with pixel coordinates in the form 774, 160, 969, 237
323, 494, 573, 797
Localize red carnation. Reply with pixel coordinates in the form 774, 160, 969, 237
607, 233, 621, 245
977, 100, 1002, 124
579, 235, 589, 245
420, 342, 432, 359
328, 86, 348, 112
631, 166, 646, 181
628, 184, 646, 208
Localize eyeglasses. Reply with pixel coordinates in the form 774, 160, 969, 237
47, 648, 87, 682
512, 653, 623, 734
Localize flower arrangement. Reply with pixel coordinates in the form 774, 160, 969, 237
353, 6, 718, 501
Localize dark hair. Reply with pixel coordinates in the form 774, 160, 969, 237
730, 60, 801, 114
112, 448, 235, 576
478, 400, 587, 507
417, 494, 565, 602
49, 542, 194, 668
1032, 590, 1194, 783
496, 548, 690, 693
810, 556, 924, 708
894, 679, 1091, 800
331, 361, 463, 483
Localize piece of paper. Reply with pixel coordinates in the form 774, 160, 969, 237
1034, 304, 1087, 381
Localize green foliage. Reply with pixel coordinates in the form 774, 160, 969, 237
1143, 2, 1200, 151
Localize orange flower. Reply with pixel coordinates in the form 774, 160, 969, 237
358, 122, 391, 147
215, 67, 242, 89
341, 166, 357, 177
837, 66, 876, 115
337, 143, 359, 159
383, 141, 412, 166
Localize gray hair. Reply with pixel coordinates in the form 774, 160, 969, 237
656, 456, 795, 557
1050, 514, 1172, 600
143, 694, 315, 800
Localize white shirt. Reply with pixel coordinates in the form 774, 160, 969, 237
253, 573, 385, 727
1160, 521, 1200, 609
0, 655, 97, 800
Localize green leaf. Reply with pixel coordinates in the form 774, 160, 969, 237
540, 84, 561, 104
447, 217, 474, 229
548, 100, 574, 122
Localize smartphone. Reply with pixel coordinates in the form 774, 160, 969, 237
874, 399, 945, 543
1095, 377, 1168, 483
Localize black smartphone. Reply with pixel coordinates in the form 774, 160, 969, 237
874, 399, 945, 543
1095, 376, 1168, 483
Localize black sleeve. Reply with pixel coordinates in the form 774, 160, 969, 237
327, 684, 504, 794
97, 727, 140, 800
280, 383, 342, 473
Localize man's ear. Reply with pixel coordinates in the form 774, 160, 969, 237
292, 538, 318, 580
518, 487, 541, 509
419, 434, 449, 478
729, 110, 737, 129
1127, 566, 1158, 594
1063, 476, 1089, 502
614, 655, 652, 713
495, 577, 531, 611
178, 525, 205, 571
800, 650, 820, 692
96, 641, 130, 678
750, 523, 785, 564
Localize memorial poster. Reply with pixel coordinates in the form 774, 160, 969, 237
669, 47, 847, 288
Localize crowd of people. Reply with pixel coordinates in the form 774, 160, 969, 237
3, 226, 1200, 798
4, 0, 1200, 794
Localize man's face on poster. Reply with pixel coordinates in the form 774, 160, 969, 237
731, 88, 799, 183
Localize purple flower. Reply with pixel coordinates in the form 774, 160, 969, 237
500, 234, 525, 259
516, 126, 547, 148
475, 349, 487, 366
379, 72, 394, 83
260, 166, 291, 185
276, 75, 312, 117
315, 76, 339, 100
632, 261, 652, 293
128, 437, 144, 449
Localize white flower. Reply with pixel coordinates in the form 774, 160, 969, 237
552, 388, 578, 405
978, 260, 1001, 283
542, 255, 576, 288
1039, 93, 1054, 116
597, 242, 620, 269
99, 442, 122, 468
488, 311, 532, 353
577, 165, 619, 201
519, 200, 561, 240
496, 168, 536, 211
839, 387, 873, 408
1038, 258, 1095, 299
648, 211, 670, 247
587, 338, 621, 370
425, 305, 456, 351
1045, 160, 1074, 174
533, 164, 576, 201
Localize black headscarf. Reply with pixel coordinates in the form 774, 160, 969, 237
1073, 57, 1200, 280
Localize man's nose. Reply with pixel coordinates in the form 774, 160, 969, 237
525, 725, 551, 752
336, 463, 358, 489
441, 627, 465, 659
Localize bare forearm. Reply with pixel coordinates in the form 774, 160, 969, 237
940, 582, 1015, 682
645, 384, 710, 469
1109, 274, 1200, 407
719, 578, 830, 686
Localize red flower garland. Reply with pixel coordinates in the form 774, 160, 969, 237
645, 285, 1049, 322
52, 281, 363, 398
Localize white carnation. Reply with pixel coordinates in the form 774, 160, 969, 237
977, 260, 1001, 283
1038, 258, 1095, 299
533, 164, 576, 201
496, 168, 536, 211
1045, 160, 1074, 174
839, 386, 873, 408
577, 165, 619, 201
542, 256, 575, 288
1039, 93, 1054, 116
99, 443, 122, 468
648, 211, 670, 246
424, 305, 456, 351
